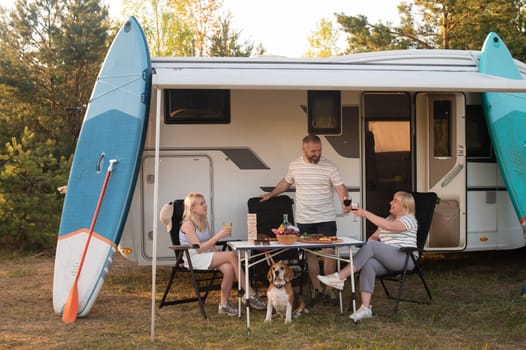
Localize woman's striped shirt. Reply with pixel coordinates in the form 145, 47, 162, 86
378, 214, 418, 248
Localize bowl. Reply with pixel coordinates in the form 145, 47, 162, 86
276, 234, 298, 245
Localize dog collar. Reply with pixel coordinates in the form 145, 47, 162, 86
273, 282, 286, 289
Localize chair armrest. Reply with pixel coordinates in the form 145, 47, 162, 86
169, 241, 238, 252
399, 246, 417, 253
169, 244, 199, 251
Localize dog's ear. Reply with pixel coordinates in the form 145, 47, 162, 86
267, 265, 274, 282
284, 264, 294, 282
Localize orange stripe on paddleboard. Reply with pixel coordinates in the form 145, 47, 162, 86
520, 216, 526, 225
58, 229, 113, 245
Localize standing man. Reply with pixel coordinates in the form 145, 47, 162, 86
261, 134, 351, 300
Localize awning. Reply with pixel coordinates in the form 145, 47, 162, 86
153, 66, 526, 92
151, 50, 526, 92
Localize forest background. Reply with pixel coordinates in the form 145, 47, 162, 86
0, 0, 525, 253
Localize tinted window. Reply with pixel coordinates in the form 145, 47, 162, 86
164, 89, 230, 124
308, 90, 341, 134
466, 105, 493, 161
433, 100, 452, 158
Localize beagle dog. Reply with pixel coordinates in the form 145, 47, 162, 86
265, 260, 306, 323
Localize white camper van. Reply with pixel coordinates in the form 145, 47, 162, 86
118, 50, 526, 265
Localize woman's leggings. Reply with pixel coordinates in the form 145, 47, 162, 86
353, 240, 415, 293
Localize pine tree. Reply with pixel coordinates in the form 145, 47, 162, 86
335, 0, 526, 59
0, 0, 110, 252
209, 15, 254, 57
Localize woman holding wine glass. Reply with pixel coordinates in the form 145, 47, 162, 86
317, 191, 418, 321
344, 197, 360, 222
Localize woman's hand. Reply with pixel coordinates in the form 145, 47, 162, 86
351, 206, 365, 218
217, 227, 232, 239
368, 230, 380, 241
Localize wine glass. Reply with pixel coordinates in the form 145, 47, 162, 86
351, 202, 359, 222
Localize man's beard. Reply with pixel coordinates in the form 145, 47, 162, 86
307, 155, 320, 164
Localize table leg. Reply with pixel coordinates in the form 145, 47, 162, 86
349, 246, 357, 317
336, 247, 343, 314
244, 249, 251, 333
237, 249, 242, 318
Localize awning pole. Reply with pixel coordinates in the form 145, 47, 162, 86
151, 85, 161, 343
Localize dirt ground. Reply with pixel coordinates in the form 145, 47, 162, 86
1, 248, 526, 350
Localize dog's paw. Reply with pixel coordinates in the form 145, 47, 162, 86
293, 308, 308, 319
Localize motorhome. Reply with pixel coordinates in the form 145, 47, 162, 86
118, 48, 526, 265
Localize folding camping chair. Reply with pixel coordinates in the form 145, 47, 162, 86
247, 195, 306, 293
378, 191, 438, 314
159, 199, 226, 319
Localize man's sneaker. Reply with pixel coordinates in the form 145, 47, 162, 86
317, 273, 345, 290
218, 301, 238, 316
242, 294, 266, 310
310, 289, 328, 304
349, 305, 372, 321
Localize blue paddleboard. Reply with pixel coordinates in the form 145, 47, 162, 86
53, 17, 151, 317
479, 32, 526, 231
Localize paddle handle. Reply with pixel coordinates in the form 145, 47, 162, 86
62, 159, 117, 323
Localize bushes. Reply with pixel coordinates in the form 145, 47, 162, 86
0, 128, 70, 253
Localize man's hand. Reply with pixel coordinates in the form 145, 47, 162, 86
260, 194, 272, 202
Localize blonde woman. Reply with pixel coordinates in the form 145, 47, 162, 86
179, 192, 265, 316
317, 191, 418, 321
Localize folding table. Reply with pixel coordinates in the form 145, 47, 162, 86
228, 237, 364, 333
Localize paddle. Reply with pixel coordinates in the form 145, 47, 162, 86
62, 159, 117, 323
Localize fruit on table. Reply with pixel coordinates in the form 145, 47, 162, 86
272, 225, 300, 236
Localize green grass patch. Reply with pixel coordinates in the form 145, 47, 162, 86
1, 249, 526, 349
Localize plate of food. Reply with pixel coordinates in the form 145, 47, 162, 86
298, 233, 343, 244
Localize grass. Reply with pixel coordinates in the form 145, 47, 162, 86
1, 248, 526, 349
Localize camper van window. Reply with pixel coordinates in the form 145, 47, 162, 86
164, 89, 230, 124
466, 105, 494, 161
433, 100, 452, 158
308, 91, 341, 134
363, 93, 411, 118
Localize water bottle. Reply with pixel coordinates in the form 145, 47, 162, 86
279, 214, 291, 232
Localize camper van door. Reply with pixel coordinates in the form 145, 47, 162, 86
416, 93, 467, 251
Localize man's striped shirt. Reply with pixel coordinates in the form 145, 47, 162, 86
285, 156, 344, 224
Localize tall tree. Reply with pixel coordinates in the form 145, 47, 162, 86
0, 0, 110, 252
180, 0, 221, 56
120, 0, 195, 56
209, 14, 253, 56
0, 0, 109, 155
121, 0, 261, 57
336, 0, 526, 59
304, 18, 342, 58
